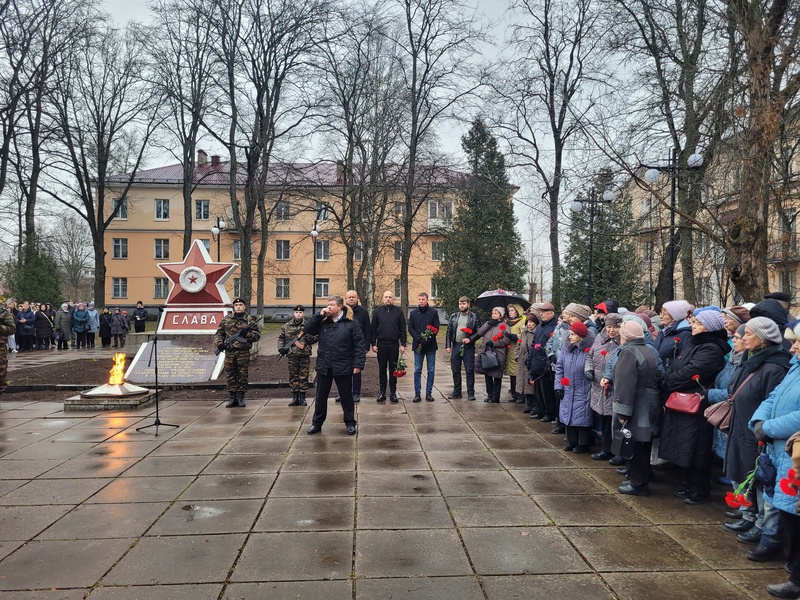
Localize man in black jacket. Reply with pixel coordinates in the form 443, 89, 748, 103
445, 296, 482, 400
370, 290, 407, 403
345, 290, 371, 403
409, 292, 440, 402
526, 303, 557, 421
305, 295, 365, 435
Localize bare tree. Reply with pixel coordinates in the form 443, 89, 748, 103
47, 212, 93, 301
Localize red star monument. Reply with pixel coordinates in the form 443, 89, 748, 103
158, 239, 237, 305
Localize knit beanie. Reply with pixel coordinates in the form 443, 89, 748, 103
746, 316, 783, 345
735, 324, 747, 338
492, 306, 505, 318
620, 321, 644, 340
722, 306, 751, 325
662, 300, 692, 322
785, 319, 800, 341
693, 308, 725, 332
569, 322, 589, 338
605, 313, 623, 327
564, 302, 591, 321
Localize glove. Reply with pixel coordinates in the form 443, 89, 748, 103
753, 421, 767, 442
217, 344, 225, 353
584, 369, 594, 382
485, 340, 494, 349
278, 347, 288, 355
549, 354, 557, 365
554, 389, 564, 401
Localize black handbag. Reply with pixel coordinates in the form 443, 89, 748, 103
480, 350, 501, 370
611, 421, 634, 460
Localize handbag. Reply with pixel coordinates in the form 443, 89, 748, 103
755, 450, 778, 495
665, 391, 703, 415
480, 350, 501, 370
704, 372, 756, 432
611, 421, 634, 460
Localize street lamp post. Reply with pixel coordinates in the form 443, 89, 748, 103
570, 188, 616, 306
311, 222, 319, 313
210, 217, 226, 262
643, 149, 704, 300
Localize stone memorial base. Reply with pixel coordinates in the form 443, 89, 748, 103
64, 390, 157, 411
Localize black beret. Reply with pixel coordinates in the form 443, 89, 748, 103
765, 291, 791, 303
293, 305, 305, 312
231, 297, 247, 305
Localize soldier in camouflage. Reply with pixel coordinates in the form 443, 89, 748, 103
214, 298, 261, 408
0, 302, 18, 395
279, 305, 317, 407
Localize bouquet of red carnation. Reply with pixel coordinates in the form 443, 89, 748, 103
459, 327, 473, 357
392, 355, 407, 378
415, 324, 439, 353
780, 468, 800, 496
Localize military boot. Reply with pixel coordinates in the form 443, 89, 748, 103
298, 392, 307, 406
236, 391, 246, 407
288, 392, 301, 407
225, 391, 238, 408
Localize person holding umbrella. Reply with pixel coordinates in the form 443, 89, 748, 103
471, 307, 513, 403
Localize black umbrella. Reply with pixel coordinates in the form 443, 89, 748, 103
474, 289, 531, 313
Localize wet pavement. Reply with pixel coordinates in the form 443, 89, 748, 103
0, 337, 787, 599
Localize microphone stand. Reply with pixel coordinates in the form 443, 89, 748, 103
137, 306, 179, 436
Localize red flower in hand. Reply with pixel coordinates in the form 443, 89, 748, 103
460, 327, 473, 334
492, 335, 499, 342
549, 332, 554, 337
499, 323, 507, 331
427, 324, 438, 334
673, 337, 681, 342
560, 377, 570, 386
584, 347, 590, 353
692, 374, 701, 383
600, 349, 607, 356
725, 492, 741, 508
780, 478, 799, 496
736, 494, 753, 508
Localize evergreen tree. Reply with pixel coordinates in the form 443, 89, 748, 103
4, 244, 62, 303
433, 119, 527, 315
561, 170, 643, 308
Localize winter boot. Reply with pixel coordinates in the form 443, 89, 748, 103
288, 392, 301, 407
225, 391, 238, 408
236, 391, 246, 407
298, 392, 307, 406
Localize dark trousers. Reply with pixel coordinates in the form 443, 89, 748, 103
450, 344, 475, 396
566, 426, 593, 447
76, 332, 87, 348
376, 340, 400, 395
37, 337, 50, 349
57, 337, 69, 350
537, 372, 556, 418
87, 332, 95, 347
780, 511, 800, 586
686, 466, 711, 497
134, 320, 145, 333
312, 369, 356, 427
626, 441, 653, 489
484, 375, 501, 402
19, 335, 33, 351
599, 414, 613, 453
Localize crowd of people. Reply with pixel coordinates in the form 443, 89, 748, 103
3, 299, 146, 352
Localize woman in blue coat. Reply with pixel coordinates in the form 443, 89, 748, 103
555, 321, 596, 453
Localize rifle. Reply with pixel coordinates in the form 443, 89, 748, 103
215, 316, 263, 356
278, 331, 305, 361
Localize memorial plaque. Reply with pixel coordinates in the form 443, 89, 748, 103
125, 339, 224, 384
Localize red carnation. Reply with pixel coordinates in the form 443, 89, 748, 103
549, 332, 554, 337
499, 323, 507, 331
427, 324, 438, 334
584, 347, 590, 353
692, 374, 701, 382
534, 343, 541, 349
780, 478, 798, 496
460, 327, 473, 334
725, 492, 740, 508
517, 338, 522, 344
600, 350, 607, 356
736, 494, 753, 508
673, 337, 681, 342
560, 377, 570, 386
492, 335, 499, 342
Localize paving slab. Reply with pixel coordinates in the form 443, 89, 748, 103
603, 571, 750, 600
357, 450, 429, 471
81, 440, 165, 459
511, 469, 607, 495
358, 470, 440, 496
270, 471, 356, 497
36, 457, 139, 479
493, 448, 576, 469
255, 497, 354, 531
0, 590, 87, 599
357, 496, 452, 529
203, 453, 285, 474
0, 477, 112, 506
426, 450, 502, 470
222, 435, 294, 454
355, 529, 472, 578
224, 580, 352, 599
180, 473, 277, 501
282, 451, 354, 472
436, 470, 523, 496
121, 455, 214, 477
535, 494, 651, 526
356, 576, 484, 600
147, 498, 263, 535
480, 574, 613, 599
87, 475, 195, 504
447, 495, 550, 527
36, 502, 168, 540
0, 505, 73, 541
86, 584, 223, 600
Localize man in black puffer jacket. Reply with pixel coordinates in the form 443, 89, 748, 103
305, 295, 365, 436
526, 303, 557, 421
370, 290, 407, 402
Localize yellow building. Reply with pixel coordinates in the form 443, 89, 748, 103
104, 154, 457, 316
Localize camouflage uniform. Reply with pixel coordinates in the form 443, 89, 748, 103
0, 306, 18, 394
278, 317, 316, 394
214, 312, 261, 400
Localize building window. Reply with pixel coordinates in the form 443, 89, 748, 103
429, 199, 453, 221
394, 203, 406, 221
276, 200, 290, 221
316, 200, 329, 221
315, 278, 329, 298
431, 241, 444, 261
643, 240, 655, 262
233, 278, 241, 297
276, 278, 290, 298
315, 239, 330, 261
112, 277, 127, 299
354, 240, 364, 262
154, 239, 170, 259
394, 278, 402, 300
155, 199, 170, 220
233, 240, 241, 261
195, 200, 210, 220
431, 281, 442, 299
154, 277, 169, 298
202, 239, 211, 251
276, 240, 290, 260
112, 238, 128, 259
394, 240, 403, 261
113, 197, 128, 220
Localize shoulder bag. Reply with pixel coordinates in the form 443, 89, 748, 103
481, 350, 501, 370
703, 372, 756, 433
665, 391, 703, 415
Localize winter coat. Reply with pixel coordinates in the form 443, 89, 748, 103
110, 313, 129, 335
749, 356, 800, 513
34, 310, 54, 339
304, 305, 365, 376
515, 327, 536, 395
749, 299, 792, 351
526, 316, 557, 376
350, 304, 372, 353
408, 305, 440, 353
214, 311, 260, 353
611, 338, 662, 442
603, 321, 663, 381
278, 317, 316, 357
473, 320, 512, 378
503, 310, 526, 376
555, 329, 597, 427
445, 310, 482, 350
724, 345, 791, 483
71, 309, 89, 333
658, 330, 729, 469
370, 304, 407, 345
54, 310, 72, 339
653, 319, 692, 370
587, 329, 620, 415
132, 306, 149, 324
547, 321, 570, 367
15, 308, 35, 336
87, 309, 100, 333
708, 351, 743, 460
99, 312, 113, 338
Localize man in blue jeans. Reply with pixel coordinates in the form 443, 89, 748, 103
409, 292, 440, 402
